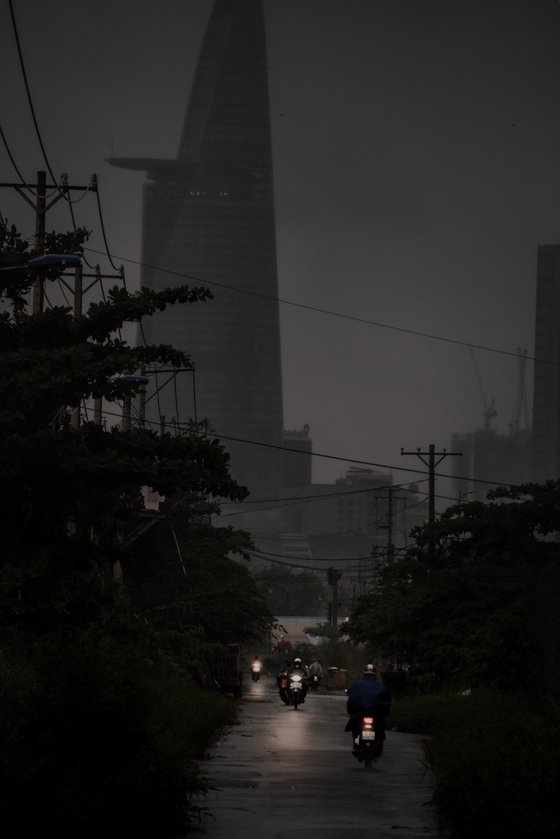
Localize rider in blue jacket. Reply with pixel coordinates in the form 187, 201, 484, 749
345, 664, 391, 742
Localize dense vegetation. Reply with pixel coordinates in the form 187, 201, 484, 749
252, 566, 327, 616
347, 484, 560, 837
0, 220, 273, 836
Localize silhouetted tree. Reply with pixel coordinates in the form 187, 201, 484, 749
346, 483, 560, 695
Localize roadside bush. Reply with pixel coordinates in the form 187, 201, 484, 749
388, 689, 465, 735
0, 625, 237, 838
390, 688, 560, 838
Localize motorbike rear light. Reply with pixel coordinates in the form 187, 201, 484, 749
363, 717, 375, 725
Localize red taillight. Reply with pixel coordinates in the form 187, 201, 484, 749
363, 717, 375, 726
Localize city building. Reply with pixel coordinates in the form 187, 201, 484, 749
277, 467, 427, 560
109, 0, 284, 522
532, 244, 560, 482
451, 428, 532, 502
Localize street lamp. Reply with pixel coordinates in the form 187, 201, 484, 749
28, 253, 83, 314
27, 253, 82, 269
0, 252, 83, 314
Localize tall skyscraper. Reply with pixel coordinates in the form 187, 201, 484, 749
532, 244, 560, 482
110, 0, 284, 516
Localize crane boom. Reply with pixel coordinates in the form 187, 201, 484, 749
469, 343, 497, 430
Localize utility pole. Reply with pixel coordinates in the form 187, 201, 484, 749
377, 487, 406, 564
327, 566, 342, 626
401, 444, 462, 561
2, 171, 104, 428
387, 486, 395, 564
32, 170, 46, 314
65, 262, 125, 428
0, 170, 96, 315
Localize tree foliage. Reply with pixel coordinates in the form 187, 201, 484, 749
0, 221, 247, 625
252, 566, 327, 616
0, 219, 273, 833
346, 483, 560, 694
125, 500, 274, 649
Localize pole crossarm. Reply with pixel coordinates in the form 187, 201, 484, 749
0, 177, 96, 213
401, 444, 462, 560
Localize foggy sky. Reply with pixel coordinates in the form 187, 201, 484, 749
2, 0, 560, 506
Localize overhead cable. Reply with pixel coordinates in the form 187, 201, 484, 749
84, 246, 535, 366
96, 406, 520, 490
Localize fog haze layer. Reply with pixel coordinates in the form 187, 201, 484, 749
2, 0, 559, 500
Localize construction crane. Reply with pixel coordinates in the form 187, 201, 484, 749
469, 343, 497, 431
511, 347, 530, 435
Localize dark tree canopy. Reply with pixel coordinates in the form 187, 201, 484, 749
0, 220, 257, 635
252, 566, 327, 616
345, 483, 560, 695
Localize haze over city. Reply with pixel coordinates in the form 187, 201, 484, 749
2, 0, 560, 504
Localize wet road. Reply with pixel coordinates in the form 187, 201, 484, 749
194, 676, 441, 839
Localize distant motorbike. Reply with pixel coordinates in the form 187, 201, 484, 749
352, 713, 384, 767
288, 671, 305, 709
251, 660, 262, 682
309, 673, 321, 691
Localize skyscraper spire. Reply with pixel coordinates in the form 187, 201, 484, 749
109, 1, 284, 525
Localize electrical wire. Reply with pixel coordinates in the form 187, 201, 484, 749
219, 481, 431, 522
83, 246, 537, 367
8, 0, 59, 194
94, 180, 121, 274
6, 1, 101, 271
223, 477, 428, 507
0, 122, 29, 188
94, 406, 519, 490
251, 548, 391, 563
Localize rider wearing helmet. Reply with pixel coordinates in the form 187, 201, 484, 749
345, 664, 391, 743
286, 657, 309, 703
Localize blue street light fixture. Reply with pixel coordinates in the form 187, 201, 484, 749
29, 253, 83, 315
0, 252, 83, 315
0, 252, 82, 272
27, 253, 82, 269
116, 375, 150, 385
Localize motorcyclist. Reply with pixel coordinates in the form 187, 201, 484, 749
345, 664, 391, 747
308, 658, 322, 677
286, 657, 309, 703
308, 658, 322, 688
250, 655, 262, 679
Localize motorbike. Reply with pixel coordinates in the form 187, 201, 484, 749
288, 671, 305, 709
309, 673, 321, 691
352, 713, 384, 767
251, 661, 262, 682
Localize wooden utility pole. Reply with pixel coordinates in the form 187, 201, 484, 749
377, 487, 407, 564
401, 444, 462, 561
387, 486, 395, 564
327, 566, 342, 625
0, 170, 96, 314
31, 170, 46, 315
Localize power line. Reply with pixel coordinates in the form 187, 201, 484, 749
8, 0, 58, 188
95, 407, 520, 490
252, 548, 387, 563
5, 1, 104, 270
84, 246, 537, 366
0, 123, 28, 187
223, 477, 428, 507
92, 176, 122, 275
